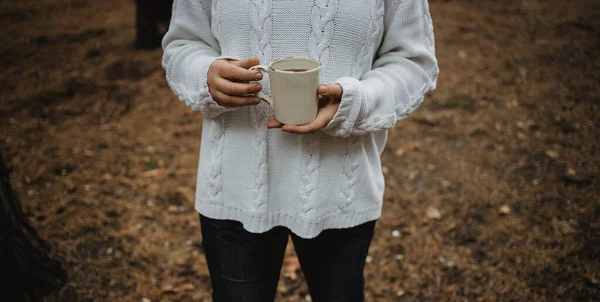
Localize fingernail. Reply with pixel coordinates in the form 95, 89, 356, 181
319, 85, 328, 94
256, 84, 262, 92
255, 73, 263, 80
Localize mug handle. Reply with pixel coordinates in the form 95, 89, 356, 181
249, 65, 273, 107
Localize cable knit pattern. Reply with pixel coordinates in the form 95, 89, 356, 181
299, 132, 321, 215
340, 135, 362, 212
162, 0, 438, 238
250, 105, 269, 211
353, 0, 385, 76
208, 117, 225, 204
248, 0, 272, 212
309, 0, 337, 72
250, 0, 272, 60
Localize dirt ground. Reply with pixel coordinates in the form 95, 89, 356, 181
0, 0, 598, 301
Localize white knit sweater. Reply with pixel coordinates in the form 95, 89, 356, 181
162, 0, 438, 238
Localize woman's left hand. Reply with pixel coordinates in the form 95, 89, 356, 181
267, 83, 343, 134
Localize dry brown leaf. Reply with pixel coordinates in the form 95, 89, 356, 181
160, 283, 175, 294
174, 283, 195, 292
84, 149, 96, 157
143, 169, 166, 177
283, 256, 300, 280
545, 150, 558, 159
426, 206, 442, 220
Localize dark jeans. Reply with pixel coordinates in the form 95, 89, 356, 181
199, 214, 376, 302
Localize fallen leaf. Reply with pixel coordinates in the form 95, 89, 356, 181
499, 205, 511, 215
174, 283, 195, 292
84, 149, 96, 157
143, 169, 166, 177
426, 206, 442, 220
160, 283, 175, 294
440, 180, 451, 189
545, 150, 558, 159
168, 205, 179, 213
283, 256, 300, 280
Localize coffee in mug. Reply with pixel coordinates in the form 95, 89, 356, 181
250, 57, 320, 125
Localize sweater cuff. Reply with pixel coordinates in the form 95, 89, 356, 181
321, 77, 363, 137
196, 56, 242, 117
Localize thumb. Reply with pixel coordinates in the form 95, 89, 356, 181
233, 56, 260, 69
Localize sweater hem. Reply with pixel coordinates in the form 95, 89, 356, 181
195, 201, 382, 239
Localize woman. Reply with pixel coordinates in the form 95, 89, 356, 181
162, 0, 438, 301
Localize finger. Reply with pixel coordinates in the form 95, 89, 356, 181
211, 90, 261, 107
282, 111, 330, 134
318, 83, 343, 98
213, 77, 262, 96
219, 64, 263, 82
232, 56, 261, 69
267, 116, 284, 128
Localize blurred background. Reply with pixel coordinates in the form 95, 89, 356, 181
0, 0, 598, 301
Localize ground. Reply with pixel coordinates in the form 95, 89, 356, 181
0, 0, 598, 301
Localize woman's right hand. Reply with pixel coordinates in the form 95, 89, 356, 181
207, 57, 264, 107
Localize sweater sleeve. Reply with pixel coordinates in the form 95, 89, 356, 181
321, 0, 439, 137
162, 0, 238, 118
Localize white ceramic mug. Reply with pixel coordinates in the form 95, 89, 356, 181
250, 57, 321, 125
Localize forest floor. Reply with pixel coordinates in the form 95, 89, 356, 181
0, 0, 598, 301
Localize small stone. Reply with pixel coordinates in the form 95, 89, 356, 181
427, 164, 436, 171
567, 168, 576, 176
395, 254, 404, 261
365, 255, 373, 264
394, 148, 405, 157
495, 122, 502, 131
516, 121, 525, 129
426, 206, 442, 220
28, 190, 35, 196
517, 132, 526, 140
447, 260, 455, 267
186, 240, 193, 246
392, 230, 400, 237
458, 50, 467, 59
179, 205, 186, 212
382, 166, 389, 174
305, 294, 312, 302
106, 247, 113, 255
499, 205, 511, 215
164, 241, 171, 248
142, 298, 151, 302
84, 185, 91, 191
146, 200, 154, 207
396, 289, 405, 297
532, 179, 540, 186
439, 256, 446, 263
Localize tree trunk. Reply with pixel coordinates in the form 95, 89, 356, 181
135, 0, 174, 49
0, 153, 67, 301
